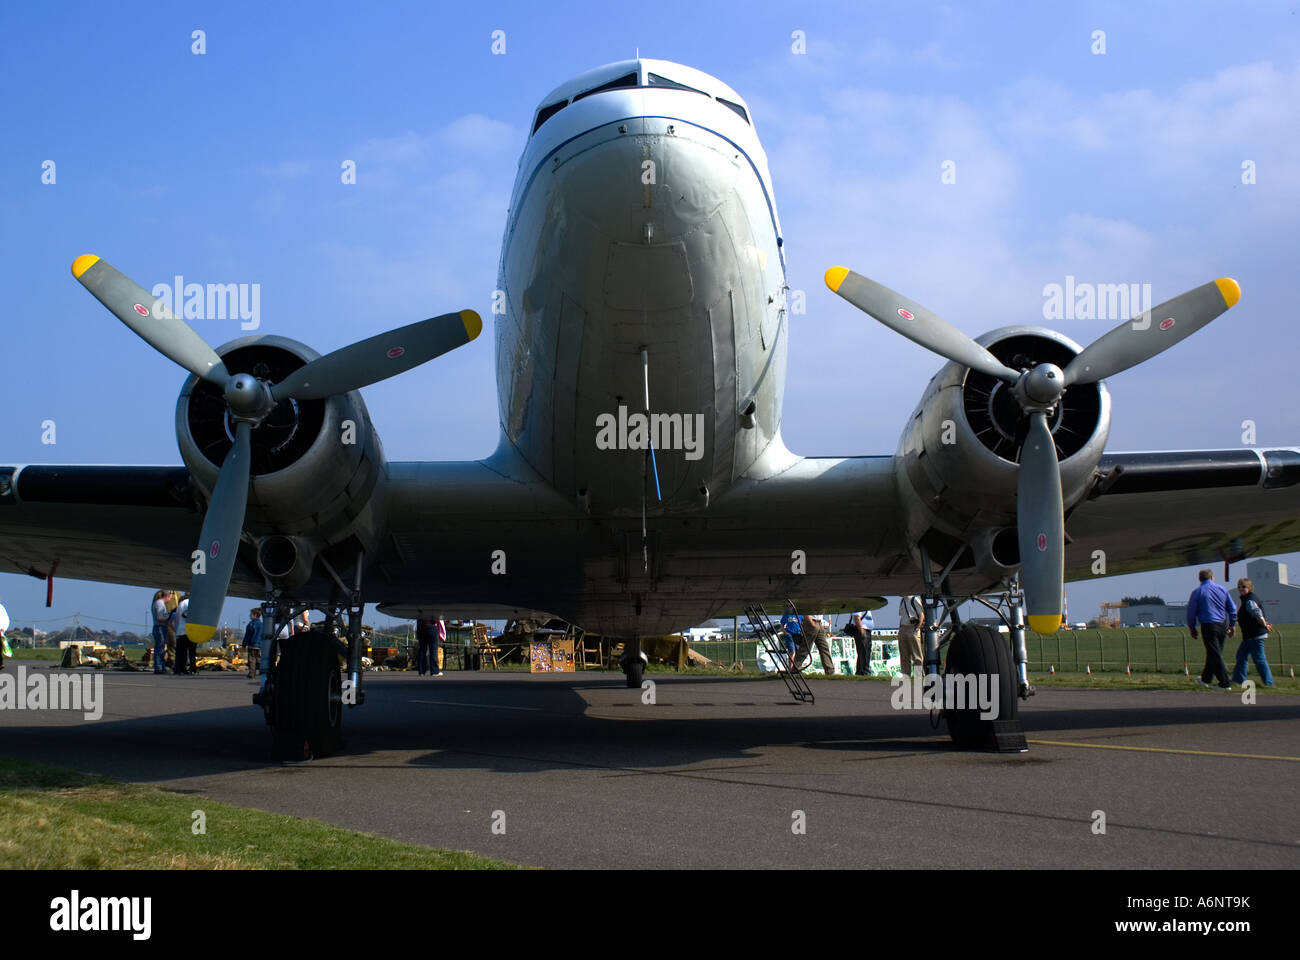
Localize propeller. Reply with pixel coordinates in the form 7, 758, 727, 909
73, 254, 483, 642
826, 265, 1241, 633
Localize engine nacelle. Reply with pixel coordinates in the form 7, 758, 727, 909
895, 326, 1110, 586
175, 335, 387, 584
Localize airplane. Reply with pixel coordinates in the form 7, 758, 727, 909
3, 58, 1298, 758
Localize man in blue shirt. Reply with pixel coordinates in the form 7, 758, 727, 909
779, 604, 802, 669
1186, 569, 1235, 689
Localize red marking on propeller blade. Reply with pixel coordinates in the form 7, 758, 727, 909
1036, 533, 1047, 551
1159, 317, 1176, 330
897, 308, 915, 321
387, 346, 405, 359
133, 304, 149, 316
209, 541, 220, 558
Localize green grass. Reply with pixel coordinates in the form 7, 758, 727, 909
0, 757, 524, 870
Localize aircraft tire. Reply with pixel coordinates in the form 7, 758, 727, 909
625, 659, 644, 688
942, 623, 1018, 749
270, 630, 343, 760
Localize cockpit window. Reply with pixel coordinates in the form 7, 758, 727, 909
647, 72, 707, 96
716, 97, 749, 124
532, 100, 568, 134
572, 72, 639, 102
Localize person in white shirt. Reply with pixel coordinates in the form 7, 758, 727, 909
150, 589, 173, 674
171, 594, 194, 675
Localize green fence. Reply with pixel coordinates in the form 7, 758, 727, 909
1024, 626, 1298, 674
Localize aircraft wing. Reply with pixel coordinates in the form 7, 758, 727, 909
0, 465, 224, 593
1063, 448, 1300, 580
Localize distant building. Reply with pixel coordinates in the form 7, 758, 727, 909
1244, 559, 1300, 624
1119, 602, 1187, 627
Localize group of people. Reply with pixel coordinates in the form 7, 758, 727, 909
1186, 571, 1275, 688
778, 603, 906, 677
149, 589, 196, 675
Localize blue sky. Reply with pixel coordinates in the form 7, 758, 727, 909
2, 1, 1299, 632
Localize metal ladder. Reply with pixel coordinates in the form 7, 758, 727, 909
744, 603, 814, 704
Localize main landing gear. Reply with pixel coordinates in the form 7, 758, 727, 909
919, 549, 1032, 752
255, 554, 366, 761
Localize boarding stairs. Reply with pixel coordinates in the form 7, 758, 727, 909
744, 603, 814, 704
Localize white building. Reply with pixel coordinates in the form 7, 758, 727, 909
1244, 559, 1300, 624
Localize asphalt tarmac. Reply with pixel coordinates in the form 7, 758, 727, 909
1, 667, 1296, 868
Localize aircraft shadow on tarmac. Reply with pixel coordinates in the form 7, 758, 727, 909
1, 672, 1296, 785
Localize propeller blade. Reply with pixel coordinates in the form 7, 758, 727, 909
270, 310, 483, 402
1017, 412, 1064, 635
1063, 278, 1240, 386
825, 266, 1020, 382
185, 420, 252, 644
71, 255, 229, 385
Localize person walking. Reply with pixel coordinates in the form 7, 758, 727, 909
1231, 578, 1275, 687
801, 613, 836, 675
1186, 569, 1235, 690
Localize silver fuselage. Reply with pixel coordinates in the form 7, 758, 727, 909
496, 63, 790, 513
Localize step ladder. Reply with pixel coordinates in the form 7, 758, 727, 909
744, 603, 814, 704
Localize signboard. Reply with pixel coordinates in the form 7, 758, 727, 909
529, 638, 575, 673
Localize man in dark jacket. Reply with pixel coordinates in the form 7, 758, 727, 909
1232, 578, 1275, 686
243, 608, 263, 679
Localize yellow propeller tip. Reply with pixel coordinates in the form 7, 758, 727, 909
71, 254, 100, 279
1027, 615, 1062, 635
187, 623, 217, 645
824, 266, 850, 293
1215, 277, 1241, 309
460, 309, 483, 341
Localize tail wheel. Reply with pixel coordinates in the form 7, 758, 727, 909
943, 623, 1018, 749
269, 630, 343, 760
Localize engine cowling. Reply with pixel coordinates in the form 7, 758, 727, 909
895, 326, 1110, 586
175, 335, 388, 586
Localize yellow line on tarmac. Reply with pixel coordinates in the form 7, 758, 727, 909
1028, 739, 1300, 762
